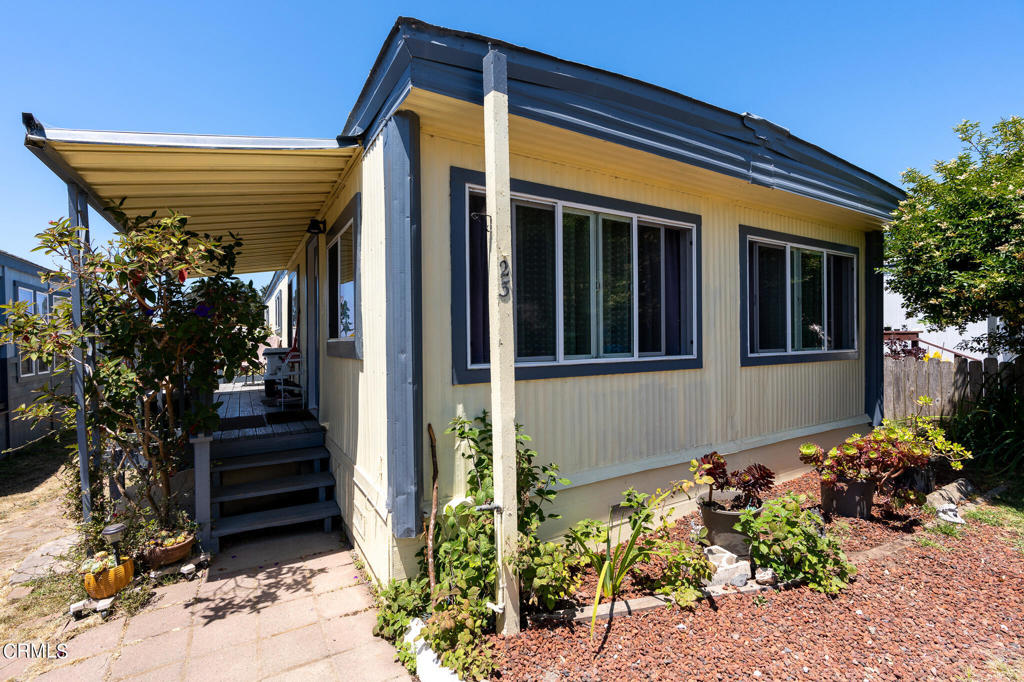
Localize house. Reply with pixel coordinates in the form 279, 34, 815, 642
0, 250, 63, 452
21, 17, 902, 585
263, 269, 294, 349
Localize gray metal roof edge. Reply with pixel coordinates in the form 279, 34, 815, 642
0, 249, 53, 276
343, 17, 904, 219
22, 113, 355, 151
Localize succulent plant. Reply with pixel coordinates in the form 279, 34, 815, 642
691, 452, 776, 509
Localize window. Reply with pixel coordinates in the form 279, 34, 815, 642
466, 189, 697, 368
274, 292, 282, 334
745, 230, 857, 360
17, 287, 51, 377
328, 219, 356, 341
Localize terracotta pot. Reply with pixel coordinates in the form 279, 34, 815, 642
821, 478, 876, 519
143, 536, 195, 568
699, 495, 758, 557
83, 559, 134, 599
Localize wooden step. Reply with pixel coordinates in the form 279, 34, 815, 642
211, 446, 329, 473
211, 501, 339, 538
212, 429, 324, 457
212, 472, 335, 503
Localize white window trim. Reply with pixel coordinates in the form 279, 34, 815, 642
746, 235, 859, 358
465, 184, 699, 371
327, 217, 357, 342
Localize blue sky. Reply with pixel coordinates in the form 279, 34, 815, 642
2, 1, 1022, 292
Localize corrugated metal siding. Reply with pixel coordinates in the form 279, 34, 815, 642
417, 117, 867, 499
314, 139, 397, 582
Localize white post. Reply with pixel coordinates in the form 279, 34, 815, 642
483, 46, 520, 636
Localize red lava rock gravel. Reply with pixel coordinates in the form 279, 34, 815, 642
498, 479, 1022, 680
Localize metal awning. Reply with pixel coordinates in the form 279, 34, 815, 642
23, 114, 360, 274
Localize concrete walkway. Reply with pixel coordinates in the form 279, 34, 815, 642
27, 531, 410, 681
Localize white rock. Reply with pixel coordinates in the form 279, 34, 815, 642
755, 567, 776, 585
703, 545, 751, 588
936, 503, 966, 525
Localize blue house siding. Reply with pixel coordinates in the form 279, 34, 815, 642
0, 251, 63, 452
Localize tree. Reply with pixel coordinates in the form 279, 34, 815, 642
0, 207, 268, 528
884, 117, 1024, 356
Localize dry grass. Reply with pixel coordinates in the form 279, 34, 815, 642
0, 434, 70, 522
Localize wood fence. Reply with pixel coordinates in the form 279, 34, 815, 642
884, 355, 1024, 419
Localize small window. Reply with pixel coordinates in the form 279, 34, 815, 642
746, 233, 857, 358
328, 220, 357, 341
467, 190, 696, 368
274, 292, 282, 334
17, 287, 35, 377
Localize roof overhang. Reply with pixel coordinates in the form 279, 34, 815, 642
345, 18, 904, 221
23, 113, 360, 274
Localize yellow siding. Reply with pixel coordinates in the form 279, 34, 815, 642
305, 139, 397, 584
415, 102, 870, 512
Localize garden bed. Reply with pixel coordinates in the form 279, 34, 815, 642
566, 471, 931, 608
497, 482, 1024, 680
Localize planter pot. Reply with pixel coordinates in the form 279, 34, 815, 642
820, 478, 876, 519
143, 536, 195, 569
83, 559, 134, 599
699, 496, 758, 557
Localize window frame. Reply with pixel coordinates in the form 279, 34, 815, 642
327, 217, 356, 342
15, 284, 54, 378
740, 225, 859, 367
325, 192, 362, 359
451, 167, 703, 384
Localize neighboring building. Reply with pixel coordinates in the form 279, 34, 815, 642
22, 18, 903, 584
885, 290, 1007, 362
0, 250, 63, 451
263, 269, 294, 349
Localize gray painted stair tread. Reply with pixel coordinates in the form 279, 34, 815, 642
211, 446, 329, 472
212, 501, 339, 538
211, 472, 335, 503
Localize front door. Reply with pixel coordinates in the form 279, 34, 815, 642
305, 236, 320, 412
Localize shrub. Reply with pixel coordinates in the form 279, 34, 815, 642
566, 481, 712, 633
946, 372, 1024, 474
735, 494, 855, 595
800, 397, 970, 506
375, 412, 571, 680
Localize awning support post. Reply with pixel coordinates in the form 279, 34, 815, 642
67, 182, 92, 521
483, 45, 520, 636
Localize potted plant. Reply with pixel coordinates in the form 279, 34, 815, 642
800, 398, 971, 519
690, 452, 775, 556
79, 551, 135, 600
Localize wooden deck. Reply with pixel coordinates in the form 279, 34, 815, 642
213, 380, 321, 442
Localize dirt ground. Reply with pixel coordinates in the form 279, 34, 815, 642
0, 436, 75, 646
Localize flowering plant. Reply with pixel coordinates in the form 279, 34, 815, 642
0, 205, 268, 535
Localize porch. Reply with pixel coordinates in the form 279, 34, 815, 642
20, 115, 359, 551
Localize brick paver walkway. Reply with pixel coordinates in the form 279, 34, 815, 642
23, 531, 409, 681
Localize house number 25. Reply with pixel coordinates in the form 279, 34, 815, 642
498, 258, 511, 300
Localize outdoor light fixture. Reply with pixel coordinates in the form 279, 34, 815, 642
101, 522, 126, 563
306, 218, 326, 235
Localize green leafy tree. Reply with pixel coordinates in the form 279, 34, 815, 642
884, 117, 1024, 356
0, 208, 268, 528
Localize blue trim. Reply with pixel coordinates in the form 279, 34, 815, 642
383, 112, 422, 538
482, 48, 507, 96
450, 166, 703, 385
738, 225, 860, 368
326, 192, 363, 360
864, 231, 884, 424
344, 18, 904, 221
